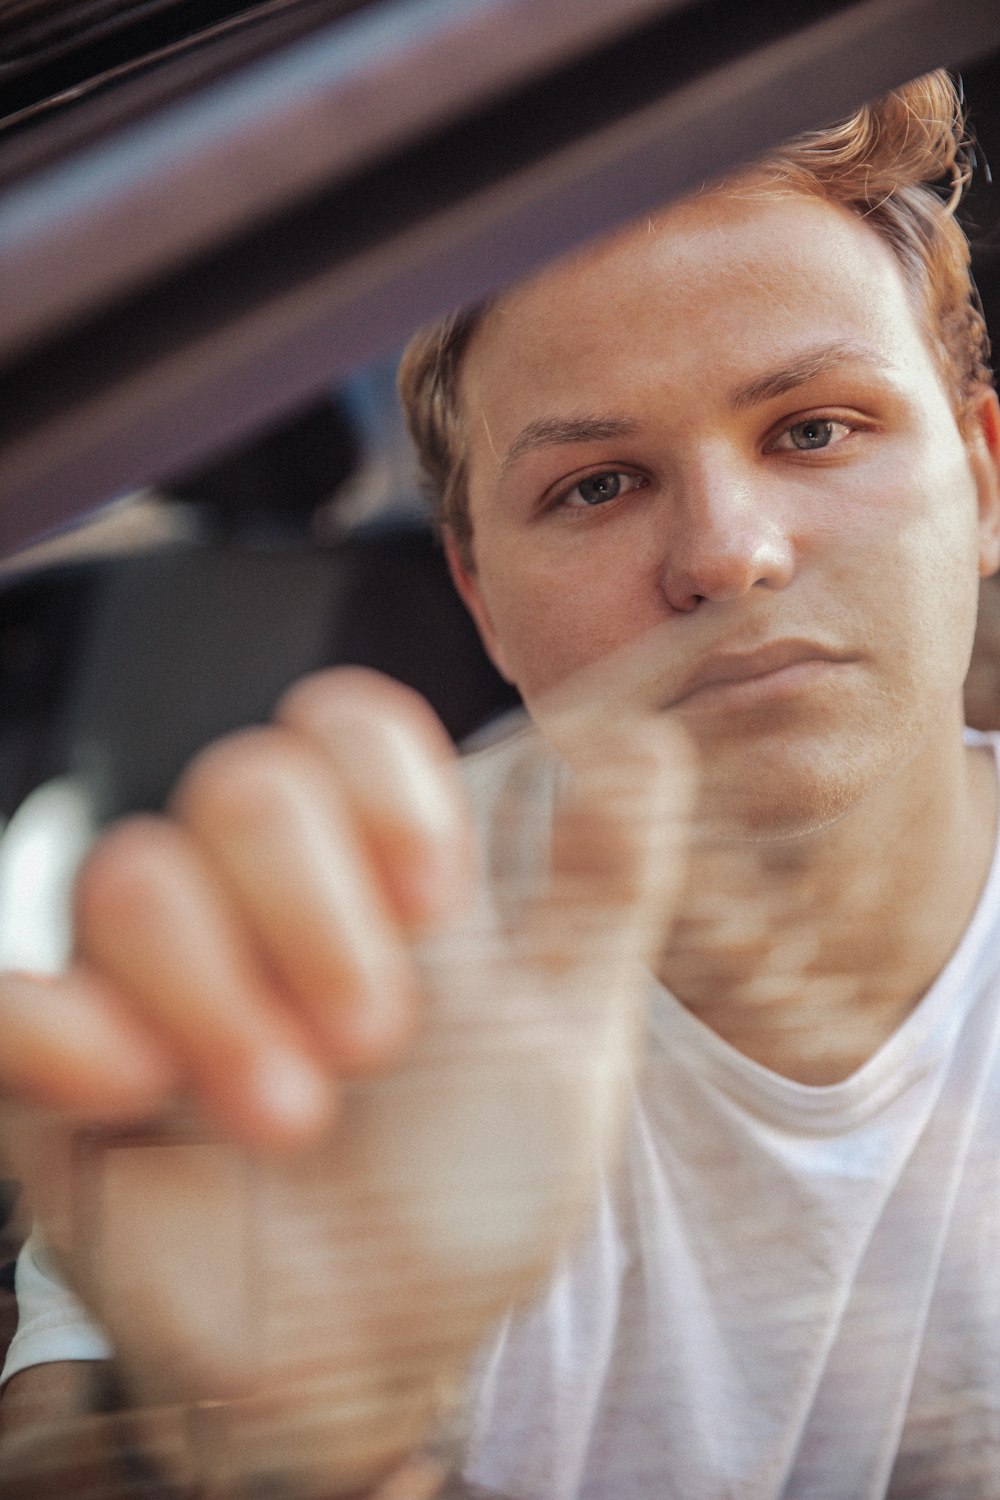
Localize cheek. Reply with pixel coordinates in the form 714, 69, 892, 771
475, 552, 659, 701
485, 591, 614, 700
854, 456, 984, 687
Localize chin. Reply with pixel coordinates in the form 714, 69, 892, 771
693, 747, 879, 847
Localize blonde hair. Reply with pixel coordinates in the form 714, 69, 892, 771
398, 70, 991, 566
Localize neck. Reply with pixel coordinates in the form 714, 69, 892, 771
658, 725, 998, 1084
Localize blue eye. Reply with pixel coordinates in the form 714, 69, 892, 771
575, 472, 623, 505
565, 471, 645, 508
773, 418, 852, 452
788, 419, 834, 450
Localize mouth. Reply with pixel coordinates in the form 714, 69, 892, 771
669, 640, 852, 713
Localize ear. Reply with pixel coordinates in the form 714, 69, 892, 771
443, 529, 517, 683
967, 386, 1000, 579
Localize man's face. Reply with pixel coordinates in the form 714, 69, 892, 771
449, 189, 1000, 837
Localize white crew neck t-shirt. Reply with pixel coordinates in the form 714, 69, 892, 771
7, 728, 1000, 1498
460, 729, 1000, 1499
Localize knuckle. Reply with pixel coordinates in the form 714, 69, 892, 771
279, 667, 449, 755
75, 815, 179, 931
173, 725, 310, 834
279, 664, 394, 716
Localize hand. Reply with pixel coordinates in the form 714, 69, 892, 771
0, 667, 691, 1497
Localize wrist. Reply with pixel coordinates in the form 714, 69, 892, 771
91, 1363, 212, 1498
90, 1363, 454, 1499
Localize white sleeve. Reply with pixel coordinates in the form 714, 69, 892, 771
0, 779, 115, 1385
1, 1230, 113, 1385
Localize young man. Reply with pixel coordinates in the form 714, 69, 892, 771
0, 67, 999, 1499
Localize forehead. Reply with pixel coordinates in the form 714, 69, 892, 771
458, 189, 933, 451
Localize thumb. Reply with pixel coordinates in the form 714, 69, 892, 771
390, 715, 695, 1303
540, 717, 696, 977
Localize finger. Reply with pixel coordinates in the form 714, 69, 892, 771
515, 623, 702, 967
277, 668, 474, 929
532, 719, 696, 976
74, 814, 334, 1147
460, 719, 695, 1220
0, 965, 177, 1120
172, 724, 423, 1072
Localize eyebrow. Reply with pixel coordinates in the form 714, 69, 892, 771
499, 415, 638, 475
729, 339, 882, 412
496, 339, 885, 474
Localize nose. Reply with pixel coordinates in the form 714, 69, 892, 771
660, 451, 796, 613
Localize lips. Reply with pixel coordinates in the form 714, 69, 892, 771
669, 639, 850, 709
